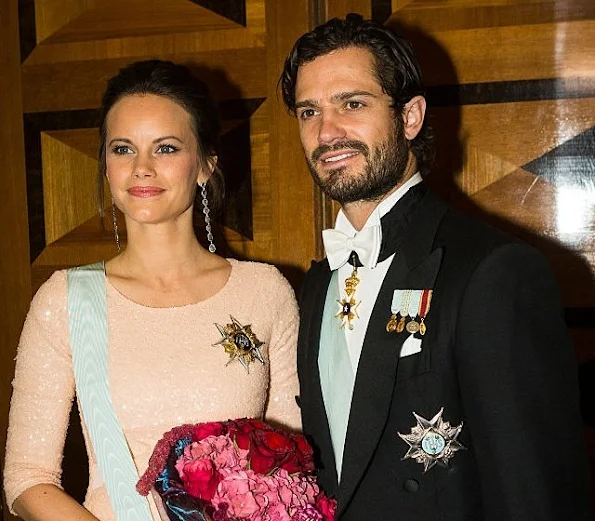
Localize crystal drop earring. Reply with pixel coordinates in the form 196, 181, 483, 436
111, 198, 121, 253
200, 182, 216, 253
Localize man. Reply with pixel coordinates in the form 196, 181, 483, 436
280, 13, 591, 521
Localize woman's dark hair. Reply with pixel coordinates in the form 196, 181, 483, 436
280, 13, 434, 174
98, 59, 224, 214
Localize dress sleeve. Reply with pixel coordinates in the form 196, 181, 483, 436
3, 271, 76, 513
455, 243, 591, 520
263, 269, 301, 432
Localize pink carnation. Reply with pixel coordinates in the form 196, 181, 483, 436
176, 435, 249, 479
212, 469, 321, 521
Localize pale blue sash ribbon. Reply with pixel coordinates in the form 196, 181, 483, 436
318, 272, 356, 481
67, 263, 152, 521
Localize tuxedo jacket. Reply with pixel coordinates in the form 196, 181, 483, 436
297, 185, 591, 521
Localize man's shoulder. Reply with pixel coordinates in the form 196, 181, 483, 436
437, 201, 521, 256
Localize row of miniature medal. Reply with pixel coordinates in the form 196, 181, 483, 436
386, 288, 432, 335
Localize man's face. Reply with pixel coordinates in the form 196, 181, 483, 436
294, 46, 410, 204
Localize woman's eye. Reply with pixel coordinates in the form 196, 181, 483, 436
112, 145, 133, 155
156, 144, 178, 154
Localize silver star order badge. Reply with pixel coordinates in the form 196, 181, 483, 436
213, 316, 265, 373
398, 408, 465, 472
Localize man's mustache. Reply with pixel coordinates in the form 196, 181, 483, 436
311, 140, 369, 162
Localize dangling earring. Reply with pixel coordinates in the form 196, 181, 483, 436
200, 182, 216, 253
111, 198, 121, 253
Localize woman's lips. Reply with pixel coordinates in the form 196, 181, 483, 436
127, 186, 165, 198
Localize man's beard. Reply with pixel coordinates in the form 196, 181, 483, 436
306, 122, 410, 205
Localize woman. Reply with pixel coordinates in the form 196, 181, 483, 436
3, 60, 300, 521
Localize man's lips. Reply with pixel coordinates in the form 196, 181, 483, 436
127, 186, 165, 197
319, 150, 360, 164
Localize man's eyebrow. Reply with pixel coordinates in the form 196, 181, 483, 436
295, 99, 319, 110
331, 90, 376, 102
295, 90, 378, 109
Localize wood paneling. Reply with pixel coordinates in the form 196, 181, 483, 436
0, 0, 32, 519
265, 0, 318, 276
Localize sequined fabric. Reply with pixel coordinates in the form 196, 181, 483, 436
3, 259, 300, 521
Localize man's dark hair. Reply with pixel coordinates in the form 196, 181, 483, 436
280, 13, 434, 174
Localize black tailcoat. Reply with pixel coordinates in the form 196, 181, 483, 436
297, 186, 591, 521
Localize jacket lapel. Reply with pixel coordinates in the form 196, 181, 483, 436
298, 260, 339, 494
336, 191, 448, 514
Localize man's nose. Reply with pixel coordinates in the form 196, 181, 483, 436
318, 111, 347, 145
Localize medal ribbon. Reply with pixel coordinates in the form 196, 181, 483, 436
419, 289, 432, 320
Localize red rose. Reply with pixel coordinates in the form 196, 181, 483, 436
227, 418, 273, 450
180, 458, 221, 501
250, 430, 296, 474
193, 422, 225, 441
315, 494, 337, 521
292, 434, 315, 472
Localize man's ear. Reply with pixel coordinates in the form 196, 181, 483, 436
402, 96, 426, 141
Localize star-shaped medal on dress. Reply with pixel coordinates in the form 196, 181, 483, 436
336, 253, 361, 329
398, 408, 465, 472
213, 316, 265, 373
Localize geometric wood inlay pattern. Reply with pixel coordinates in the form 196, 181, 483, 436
189, 0, 247, 26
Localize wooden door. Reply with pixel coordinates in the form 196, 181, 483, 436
0, 1, 320, 518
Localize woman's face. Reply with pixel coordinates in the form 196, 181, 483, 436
105, 93, 208, 227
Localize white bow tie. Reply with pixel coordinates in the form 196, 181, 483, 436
322, 225, 382, 271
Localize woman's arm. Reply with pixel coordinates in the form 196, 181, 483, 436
262, 268, 301, 431
3, 272, 90, 518
14, 485, 100, 521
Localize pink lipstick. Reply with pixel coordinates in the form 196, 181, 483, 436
127, 186, 164, 198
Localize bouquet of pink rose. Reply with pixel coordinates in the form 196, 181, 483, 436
137, 418, 336, 521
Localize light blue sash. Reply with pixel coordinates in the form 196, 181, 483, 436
67, 263, 152, 521
318, 272, 356, 481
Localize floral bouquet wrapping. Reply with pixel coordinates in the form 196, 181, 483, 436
137, 418, 336, 521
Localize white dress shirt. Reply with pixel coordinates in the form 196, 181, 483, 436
331, 173, 423, 373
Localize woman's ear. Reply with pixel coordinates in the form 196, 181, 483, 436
402, 95, 426, 141
197, 155, 218, 185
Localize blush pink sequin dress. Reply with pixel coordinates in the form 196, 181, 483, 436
4, 259, 301, 521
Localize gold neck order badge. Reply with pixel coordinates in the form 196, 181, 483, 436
336, 253, 361, 329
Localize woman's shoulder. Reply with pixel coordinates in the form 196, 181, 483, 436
31, 269, 68, 306
228, 259, 295, 298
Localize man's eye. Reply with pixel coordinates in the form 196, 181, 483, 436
346, 101, 364, 110
299, 109, 317, 120
157, 144, 178, 154
112, 145, 133, 155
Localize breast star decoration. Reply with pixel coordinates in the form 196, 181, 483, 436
213, 316, 265, 373
398, 408, 465, 472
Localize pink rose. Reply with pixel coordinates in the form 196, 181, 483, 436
315, 494, 337, 521
179, 458, 221, 501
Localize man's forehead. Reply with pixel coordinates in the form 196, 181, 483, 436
295, 47, 382, 101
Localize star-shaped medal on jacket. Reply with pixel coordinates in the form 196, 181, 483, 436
213, 316, 265, 373
398, 408, 465, 472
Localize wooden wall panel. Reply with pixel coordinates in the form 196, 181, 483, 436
0, 1, 32, 519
